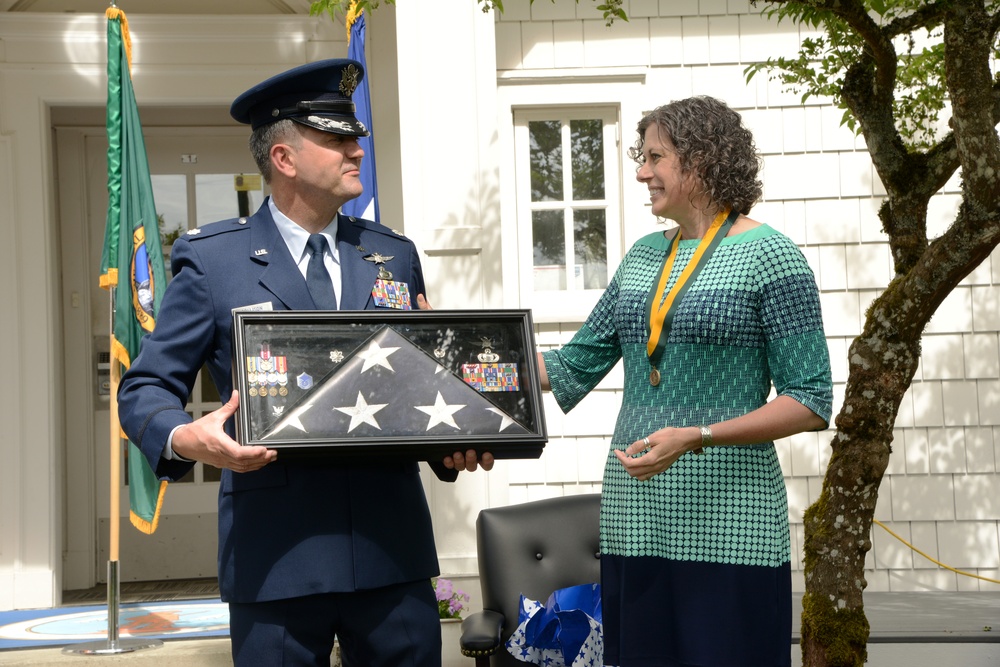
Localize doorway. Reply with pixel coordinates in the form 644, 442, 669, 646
56, 107, 265, 589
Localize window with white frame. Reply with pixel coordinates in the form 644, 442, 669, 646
513, 107, 622, 320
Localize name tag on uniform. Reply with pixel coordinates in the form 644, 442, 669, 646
371, 279, 412, 310
232, 301, 274, 313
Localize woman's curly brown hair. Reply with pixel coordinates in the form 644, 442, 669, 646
628, 96, 763, 216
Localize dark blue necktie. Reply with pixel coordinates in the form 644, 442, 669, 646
306, 234, 338, 310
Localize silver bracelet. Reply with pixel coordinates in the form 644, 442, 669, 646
695, 425, 713, 454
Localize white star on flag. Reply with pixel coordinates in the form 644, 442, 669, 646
357, 339, 400, 373
415, 391, 465, 431
486, 407, 515, 432
275, 401, 316, 433
335, 392, 388, 432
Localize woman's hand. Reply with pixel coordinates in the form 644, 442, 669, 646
614, 426, 700, 481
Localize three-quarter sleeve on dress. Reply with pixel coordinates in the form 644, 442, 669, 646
757, 235, 833, 426
542, 279, 623, 413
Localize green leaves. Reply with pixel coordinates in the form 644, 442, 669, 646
309, 0, 628, 25
595, 1, 628, 25
747, 0, 952, 151
308, 0, 381, 20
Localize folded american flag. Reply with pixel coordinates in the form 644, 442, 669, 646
263, 326, 530, 440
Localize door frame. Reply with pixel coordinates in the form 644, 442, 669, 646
56, 115, 257, 590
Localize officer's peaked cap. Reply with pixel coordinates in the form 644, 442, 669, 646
230, 58, 369, 137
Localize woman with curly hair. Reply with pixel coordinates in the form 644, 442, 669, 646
538, 96, 832, 666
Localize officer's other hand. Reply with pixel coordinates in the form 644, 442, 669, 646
443, 449, 494, 473
172, 390, 277, 473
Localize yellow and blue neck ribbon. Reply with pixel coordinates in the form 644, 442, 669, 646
645, 207, 739, 374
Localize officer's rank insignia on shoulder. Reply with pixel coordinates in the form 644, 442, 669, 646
186, 228, 202, 236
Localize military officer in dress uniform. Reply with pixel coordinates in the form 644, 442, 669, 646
117, 58, 492, 667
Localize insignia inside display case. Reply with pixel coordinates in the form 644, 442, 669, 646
232, 309, 547, 460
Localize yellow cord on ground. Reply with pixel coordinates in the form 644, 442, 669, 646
873, 519, 1000, 585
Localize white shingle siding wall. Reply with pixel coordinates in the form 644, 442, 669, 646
498, 0, 1000, 593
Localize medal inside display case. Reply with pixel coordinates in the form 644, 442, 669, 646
232, 309, 547, 459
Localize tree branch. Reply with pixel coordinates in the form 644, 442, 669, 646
944, 0, 1000, 209
884, 2, 949, 38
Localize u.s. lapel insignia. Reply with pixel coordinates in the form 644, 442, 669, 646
254, 248, 268, 256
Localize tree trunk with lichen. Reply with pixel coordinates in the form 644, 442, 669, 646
799, 287, 920, 666
786, 2, 1000, 666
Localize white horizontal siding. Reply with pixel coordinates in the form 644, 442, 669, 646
494, 0, 1000, 594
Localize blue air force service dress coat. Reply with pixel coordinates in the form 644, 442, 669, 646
117, 201, 455, 603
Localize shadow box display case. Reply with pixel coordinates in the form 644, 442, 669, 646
232, 309, 547, 460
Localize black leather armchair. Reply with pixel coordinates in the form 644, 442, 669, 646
459, 493, 601, 666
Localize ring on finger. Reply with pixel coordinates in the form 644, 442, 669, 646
642, 437, 650, 448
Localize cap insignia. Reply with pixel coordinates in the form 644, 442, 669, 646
339, 64, 361, 98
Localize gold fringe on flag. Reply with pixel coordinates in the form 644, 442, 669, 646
105, 7, 133, 70
130, 482, 167, 534
345, 0, 362, 44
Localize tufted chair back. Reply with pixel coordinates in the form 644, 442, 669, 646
459, 494, 601, 666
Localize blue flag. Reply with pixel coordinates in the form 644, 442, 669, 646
343, 4, 380, 222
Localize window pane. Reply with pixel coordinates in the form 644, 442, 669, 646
529, 121, 563, 202
195, 173, 264, 226
532, 210, 566, 290
570, 119, 605, 201
573, 209, 608, 289
151, 174, 188, 244
199, 365, 220, 403
203, 464, 222, 483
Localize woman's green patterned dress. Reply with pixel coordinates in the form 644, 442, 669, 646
542, 224, 832, 666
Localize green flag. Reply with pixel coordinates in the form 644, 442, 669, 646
100, 7, 168, 535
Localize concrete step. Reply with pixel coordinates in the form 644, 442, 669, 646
0, 638, 232, 667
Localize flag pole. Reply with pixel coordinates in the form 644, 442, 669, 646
63, 293, 162, 656
64, 2, 164, 654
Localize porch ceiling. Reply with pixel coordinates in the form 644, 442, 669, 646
0, 0, 313, 14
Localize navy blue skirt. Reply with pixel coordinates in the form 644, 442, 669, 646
601, 555, 792, 666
